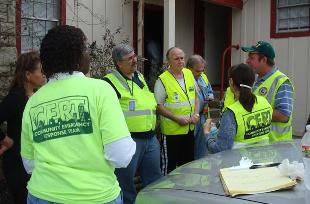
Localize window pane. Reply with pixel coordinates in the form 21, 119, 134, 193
32, 36, 43, 51
21, 19, 31, 35
32, 20, 46, 36
278, 0, 288, 7
288, 0, 300, 5
21, 35, 32, 53
47, 2, 59, 19
278, 8, 289, 19
300, 17, 309, 27
289, 18, 299, 28
34, 2, 46, 18
279, 19, 289, 29
300, 6, 309, 17
289, 7, 299, 18
22, 0, 34, 17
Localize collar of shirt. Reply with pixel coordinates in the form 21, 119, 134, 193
48, 71, 85, 83
116, 69, 145, 89
254, 67, 277, 88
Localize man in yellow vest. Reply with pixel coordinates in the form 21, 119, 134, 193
154, 47, 200, 174
103, 44, 161, 204
242, 41, 294, 141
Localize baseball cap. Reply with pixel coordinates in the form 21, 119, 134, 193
241, 41, 275, 62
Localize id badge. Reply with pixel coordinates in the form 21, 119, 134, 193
128, 100, 136, 111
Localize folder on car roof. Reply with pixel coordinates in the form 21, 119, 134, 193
219, 166, 297, 197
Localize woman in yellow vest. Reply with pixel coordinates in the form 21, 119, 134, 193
204, 63, 272, 153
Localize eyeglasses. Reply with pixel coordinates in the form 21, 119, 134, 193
121, 54, 137, 61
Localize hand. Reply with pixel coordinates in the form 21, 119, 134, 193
203, 119, 213, 134
0, 136, 14, 155
176, 116, 190, 126
190, 113, 200, 124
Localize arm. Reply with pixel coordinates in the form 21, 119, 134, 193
0, 92, 22, 155
21, 104, 35, 173
104, 136, 136, 168
100, 82, 136, 168
272, 81, 293, 123
204, 110, 236, 153
0, 136, 14, 155
189, 94, 200, 124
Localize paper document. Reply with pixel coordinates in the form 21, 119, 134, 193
220, 167, 297, 196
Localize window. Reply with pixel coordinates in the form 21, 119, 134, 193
271, 0, 310, 38
16, 0, 66, 54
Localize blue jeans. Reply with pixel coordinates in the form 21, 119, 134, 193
115, 136, 162, 204
27, 193, 123, 204
194, 115, 208, 159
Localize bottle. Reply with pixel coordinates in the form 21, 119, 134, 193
302, 125, 310, 190
203, 103, 209, 119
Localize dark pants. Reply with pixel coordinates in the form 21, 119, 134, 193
165, 130, 195, 173
3, 152, 30, 204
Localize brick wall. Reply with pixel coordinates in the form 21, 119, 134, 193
0, 0, 16, 100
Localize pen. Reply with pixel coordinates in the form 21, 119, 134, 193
249, 162, 281, 169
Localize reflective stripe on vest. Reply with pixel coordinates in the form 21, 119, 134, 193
201, 73, 209, 86
228, 95, 272, 146
266, 74, 286, 104
123, 109, 156, 117
253, 70, 294, 141
105, 70, 157, 132
159, 68, 196, 135
164, 99, 195, 109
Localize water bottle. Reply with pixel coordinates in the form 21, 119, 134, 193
302, 125, 310, 190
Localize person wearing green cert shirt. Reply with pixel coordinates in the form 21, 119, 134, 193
21, 25, 136, 204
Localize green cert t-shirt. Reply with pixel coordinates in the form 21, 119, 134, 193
21, 75, 130, 204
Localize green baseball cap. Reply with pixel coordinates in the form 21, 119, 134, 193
241, 41, 275, 61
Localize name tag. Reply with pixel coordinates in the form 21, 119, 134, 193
128, 100, 136, 111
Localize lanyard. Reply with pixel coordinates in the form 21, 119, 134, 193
126, 79, 134, 96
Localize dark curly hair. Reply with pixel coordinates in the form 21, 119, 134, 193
40, 25, 86, 78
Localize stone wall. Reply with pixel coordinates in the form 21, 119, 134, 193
0, 0, 16, 100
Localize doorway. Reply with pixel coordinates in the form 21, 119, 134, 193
202, 2, 231, 88
143, 3, 163, 90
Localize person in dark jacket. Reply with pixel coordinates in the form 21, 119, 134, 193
0, 51, 45, 204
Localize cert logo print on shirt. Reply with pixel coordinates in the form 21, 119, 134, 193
29, 96, 93, 142
242, 108, 271, 139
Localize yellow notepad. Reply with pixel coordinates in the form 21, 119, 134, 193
219, 167, 297, 196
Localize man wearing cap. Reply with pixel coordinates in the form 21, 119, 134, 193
242, 41, 294, 141
103, 43, 161, 204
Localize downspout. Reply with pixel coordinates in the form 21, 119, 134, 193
220, 44, 240, 100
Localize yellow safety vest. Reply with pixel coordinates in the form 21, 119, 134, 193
159, 68, 196, 135
222, 87, 235, 111
201, 73, 210, 86
227, 95, 272, 148
105, 70, 157, 132
253, 70, 294, 141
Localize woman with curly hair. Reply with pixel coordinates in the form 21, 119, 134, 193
0, 51, 45, 204
21, 25, 135, 204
